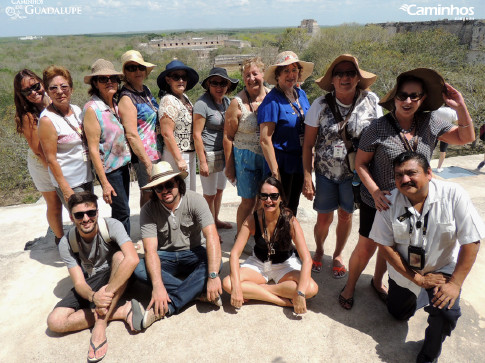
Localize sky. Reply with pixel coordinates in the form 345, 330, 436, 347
0, 0, 482, 37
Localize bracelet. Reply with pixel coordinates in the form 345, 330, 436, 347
91, 291, 95, 303
297, 290, 306, 298
457, 124, 470, 128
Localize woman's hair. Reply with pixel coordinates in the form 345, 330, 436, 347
274, 63, 302, 83
13, 69, 43, 133
158, 71, 182, 98
43, 65, 73, 89
396, 75, 427, 95
88, 77, 100, 97
242, 57, 265, 75
258, 176, 293, 250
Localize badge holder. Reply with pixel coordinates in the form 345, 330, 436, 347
408, 245, 425, 270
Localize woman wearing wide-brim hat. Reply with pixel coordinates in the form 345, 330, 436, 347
83, 59, 132, 233
157, 59, 199, 192
118, 50, 160, 207
193, 67, 239, 233
257, 51, 313, 216
339, 68, 474, 310
302, 54, 383, 281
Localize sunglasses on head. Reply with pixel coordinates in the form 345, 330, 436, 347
73, 209, 98, 220
20, 82, 42, 97
169, 73, 188, 82
125, 64, 147, 73
96, 75, 121, 84
332, 70, 358, 78
209, 80, 228, 88
395, 91, 424, 102
48, 84, 70, 92
259, 192, 280, 201
153, 180, 175, 193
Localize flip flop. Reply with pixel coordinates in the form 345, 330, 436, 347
370, 278, 388, 304
311, 253, 323, 273
338, 286, 354, 310
332, 265, 347, 279
87, 337, 107, 363
130, 298, 145, 332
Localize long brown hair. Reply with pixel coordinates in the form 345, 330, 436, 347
13, 69, 44, 134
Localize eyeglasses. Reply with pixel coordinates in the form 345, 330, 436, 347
169, 73, 188, 82
395, 91, 424, 102
20, 82, 42, 97
153, 180, 175, 193
209, 80, 229, 88
259, 193, 280, 201
125, 64, 147, 72
72, 209, 98, 220
96, 75, 121, 84
48, 84, 70, 92
332, 70, 358, 78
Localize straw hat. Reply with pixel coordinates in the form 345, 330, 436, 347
315, 54, 377, 92
201, 67, 239, 93
83, 59, 123, 84
264, 51, 314, 86
141, 161, 188, 190
379, 68, 445, 112
121, 50, 156, 75
157, 59, 199, 92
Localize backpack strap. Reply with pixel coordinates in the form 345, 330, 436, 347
68, 227, 79, 253
67, 217, 111, 254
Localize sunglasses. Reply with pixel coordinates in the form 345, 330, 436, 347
259, 193, 280, 201
48, 84, 70, 92
20, 82, 42, 97
96, 75, 121, 84
125, 64, 147, 72
332, 70, 358, 78
395, 91, 424, 102
169, 73, 188, 82
73, 209, 98, 220
153, 180, 175, 193
209, 80, 229, 88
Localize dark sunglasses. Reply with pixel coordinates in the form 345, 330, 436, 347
209, 80, 228, 88
395, 91, 424, 102
73, 209, 98, 220
125, 64, 147, 72
169, 73, 188, 81
153, 180, 175, 193
332, 70, 358, 78
20, 82, 42, 97
96, 75, 121, 84
259, 192, 280, 201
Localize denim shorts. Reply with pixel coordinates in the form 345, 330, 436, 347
234, 147, 265, 199
313, 173, 354, 214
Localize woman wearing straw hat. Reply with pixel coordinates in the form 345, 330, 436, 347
157, 60, 199, 192
339, 68, 475, 310
257, 51, 313, 216
83, 59, 132, 234
302, 54, 382, 278
13, 69, 64, 246
193, 67, 239, 233
118, 50, 160, 207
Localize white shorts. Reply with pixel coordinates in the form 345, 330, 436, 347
199, 169, 227, 196
163, 150, 196, 192
241, 253, 301, 283
27, 149, 55, 192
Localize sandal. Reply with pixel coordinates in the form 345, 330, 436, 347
338, 287, 354, 310
311, 252, 323, 273
370, 278, 388, 304
332, 265, 347, 279
87, 338, 107, 363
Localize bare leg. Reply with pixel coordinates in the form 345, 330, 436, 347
265, 271, 319, 299
372, 248, 388, 294
214, 189, 231, 229
333, 208, 352, 276
42, 191, 64, 238
437, 151, 446, 170
236, 197, 257, 234
312, 212, 333, 271
203, 194, 217, 220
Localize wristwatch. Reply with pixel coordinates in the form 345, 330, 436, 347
208, 272, 218, 279
297, 290, 306, 298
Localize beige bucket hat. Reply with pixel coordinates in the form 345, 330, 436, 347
264, 51, 314, 86
83, 59, 123, 84
141, 161, 188, 190
315, 54, 377, 92
121, 50, 156, 75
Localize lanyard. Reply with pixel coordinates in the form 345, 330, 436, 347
406, 207, 429, 240
52, 104, 83, 139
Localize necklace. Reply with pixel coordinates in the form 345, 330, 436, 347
395, 113, 416, 134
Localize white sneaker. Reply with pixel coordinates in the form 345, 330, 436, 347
142, 308, 163, 329
436, 168, 444, 173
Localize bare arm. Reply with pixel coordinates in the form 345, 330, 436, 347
291, 216, 313, 314
203, 223, 222, 301
118, 96, 152, 176
259, 122, 279, 179
223, 98, 241, 183
68, 265, 113, 310
301, 125, 318, 200
160, 114, 186, 171
193, 113, 209, 176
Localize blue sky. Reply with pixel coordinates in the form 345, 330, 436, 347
0, 0, 482, 37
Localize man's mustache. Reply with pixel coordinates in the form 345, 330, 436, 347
401, 182, 416, 187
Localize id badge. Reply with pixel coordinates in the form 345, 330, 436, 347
333, 145, 344, 158
263, 260, 272, 273
82, 148, 89, 162
408, 246, 425, 270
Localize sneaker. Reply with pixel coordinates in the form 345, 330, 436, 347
436, 168, 444, 173
197, 293, 223, 307
142, 308, 163, 329
477, 161, 485, 170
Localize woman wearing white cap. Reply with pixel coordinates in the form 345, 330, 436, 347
118, 50, 160, 207
257, 51, 313, 216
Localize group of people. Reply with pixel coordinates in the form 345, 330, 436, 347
13, 50, 485, 363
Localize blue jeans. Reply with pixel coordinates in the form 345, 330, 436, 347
106, 164, 130, 235
134, 246, 208, 315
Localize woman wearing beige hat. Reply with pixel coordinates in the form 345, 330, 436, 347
83, 59, 132, 234
118, 50, 160, 207
302, 54, 382, 278
339, 68, 474, 310
257, 51, 313, 216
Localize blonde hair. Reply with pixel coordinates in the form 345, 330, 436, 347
241, 57, 265, 75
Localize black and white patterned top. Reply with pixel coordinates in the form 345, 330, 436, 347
159, 93, 195, 152
358, 111, 453, 208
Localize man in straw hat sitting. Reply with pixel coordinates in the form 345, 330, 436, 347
134, 162, 222, 328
